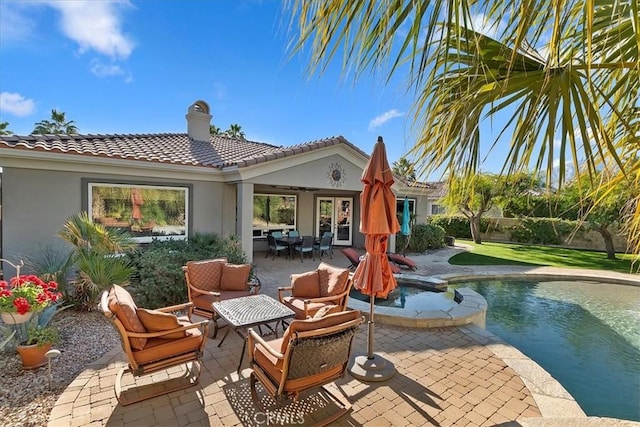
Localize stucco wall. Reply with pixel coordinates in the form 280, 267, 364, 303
1, 167, 227, 264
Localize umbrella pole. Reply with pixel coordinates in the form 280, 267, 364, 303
367, 296, 375, 359
348, 289, 395, 382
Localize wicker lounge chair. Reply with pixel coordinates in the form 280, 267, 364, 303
100, 285, 209, 406
247, 309, 364, 426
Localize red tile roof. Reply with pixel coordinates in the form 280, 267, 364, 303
0, 133, 367, 169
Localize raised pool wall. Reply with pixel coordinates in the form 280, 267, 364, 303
347, 275, 488, 329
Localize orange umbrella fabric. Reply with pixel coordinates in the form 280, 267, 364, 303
353, 137, 400, 299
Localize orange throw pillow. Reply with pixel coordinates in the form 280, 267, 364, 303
317, 262, 350, 297
136, 308, 186, 339
220, 263, 251, 291
291, 270, 320, 298
186, 258, 226, 291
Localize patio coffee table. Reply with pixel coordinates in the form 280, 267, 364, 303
212, 294, 295, 373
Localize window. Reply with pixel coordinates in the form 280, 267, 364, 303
431, 204, 445, 215
253, 194, 297, 238
396, 198, 416, 223
87, 182, 189, 243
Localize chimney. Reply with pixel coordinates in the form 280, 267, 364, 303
185, 100, 212, 141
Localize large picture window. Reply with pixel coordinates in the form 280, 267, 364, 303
88, 182, 189, 243
253, 194, 297, 237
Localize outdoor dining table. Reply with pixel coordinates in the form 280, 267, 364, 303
275, 236, 302, 259
212, 294, 295, 373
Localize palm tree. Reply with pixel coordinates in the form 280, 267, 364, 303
225, 123, 246, 139
286, 0, 639, 266
32, 109, 78, 134
392, 157, 416, 181
0, 121, 12, 135
209, 124, 221, 135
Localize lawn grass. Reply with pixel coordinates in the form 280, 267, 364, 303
449, 239, 637, 274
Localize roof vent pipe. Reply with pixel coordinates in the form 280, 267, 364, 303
186, 100, 212, 142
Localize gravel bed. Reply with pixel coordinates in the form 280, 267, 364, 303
0, 310, 120, 427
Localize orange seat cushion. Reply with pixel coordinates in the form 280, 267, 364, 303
192, 290, 254, 314
290, 270, 320, 298
388, 253, 417, 269
281, 297, 330, 320
132, 327, 203, 365
317, 263, 350, 297
312, 305, 341, 318
220, 263, 251, 291
108, 285, 147, 350
186, 258, 227, 292
136, 308, 187, 339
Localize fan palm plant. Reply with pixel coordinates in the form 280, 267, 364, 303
58, 212, 136, 309
286, 0, 639, 267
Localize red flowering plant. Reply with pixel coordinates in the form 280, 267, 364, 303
0, 275, 62, 315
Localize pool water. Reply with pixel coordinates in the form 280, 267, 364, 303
448, 279, 640, 422
350, 285, 457, 311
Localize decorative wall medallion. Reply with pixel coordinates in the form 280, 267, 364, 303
327, 162, 346, 188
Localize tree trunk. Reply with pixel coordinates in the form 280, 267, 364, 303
470, 216, 482, 244
597, 225, 617, 260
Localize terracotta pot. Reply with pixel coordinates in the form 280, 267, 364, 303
1, 312, 32, 325
16, 343, 52, 370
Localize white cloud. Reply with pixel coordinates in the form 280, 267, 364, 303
90, 59, 124, 77
47, 0, 135, 59
368, 109, 404, 131
0, 2, 37, 43
0, 92, 35, 117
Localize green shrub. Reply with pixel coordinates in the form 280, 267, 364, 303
509, 218, 578, 245
397, 223, 446, 253
428, 215, 471, 238
128, 232, 249, 308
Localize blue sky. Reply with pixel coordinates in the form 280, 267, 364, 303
0, 0, 509, 180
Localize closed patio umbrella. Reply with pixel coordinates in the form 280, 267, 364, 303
401, 196, 411, 255
348, 136, 400, 382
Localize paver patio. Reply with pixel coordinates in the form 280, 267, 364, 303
47, 247, 639, 426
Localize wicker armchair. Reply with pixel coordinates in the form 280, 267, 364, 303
182, 258, 260, 338
247, 310, 364, 426
100, 285, 209, 406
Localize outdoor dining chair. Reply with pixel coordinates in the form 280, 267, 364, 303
287, 230, 299, 237
313, 234, 333, 259
293, 235, 315, 262
247, 309, 364, 426
266, 235, 288, 260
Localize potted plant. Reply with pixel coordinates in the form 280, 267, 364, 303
0, 266, 64, 369
0, 274, 62, 323
15, 324, 60, 369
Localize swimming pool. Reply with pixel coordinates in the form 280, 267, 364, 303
448, 278, 640, 422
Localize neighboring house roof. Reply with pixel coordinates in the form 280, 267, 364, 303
0, 133, 368, 169
397, 178, 447, 198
